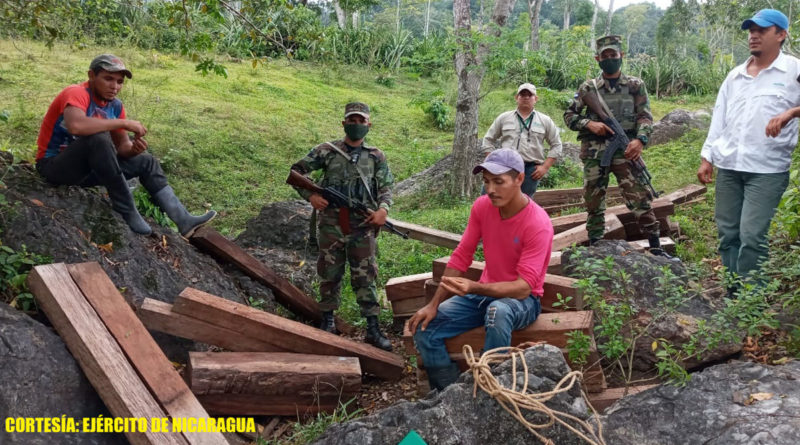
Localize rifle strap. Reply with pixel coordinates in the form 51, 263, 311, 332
590, 80, 616, 119
325, 141, 378, 208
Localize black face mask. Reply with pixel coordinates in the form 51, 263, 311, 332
344, 123, 369, 140
599, 58, 622, 75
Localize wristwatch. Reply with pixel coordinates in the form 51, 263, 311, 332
636, 134, 649, 145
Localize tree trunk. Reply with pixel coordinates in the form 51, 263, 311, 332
396, 0, 401, 36
590, 0, 599, 51
424, 0, 431, 37
450, 0, 518, 197
563, 0, 571, 30
605, 0, 615, 35
332, 0, 346, 29
529, 0, 544, 51
352, 11, 359, 29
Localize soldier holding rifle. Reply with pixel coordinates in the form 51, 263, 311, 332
564, 35, 676, 260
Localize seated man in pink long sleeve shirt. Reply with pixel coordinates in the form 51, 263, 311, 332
409, 148, 554, 391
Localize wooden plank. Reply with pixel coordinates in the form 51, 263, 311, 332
386, 272, 432, 302
552, 213, 624, 251
548, 252, 562, 275
533, 186, 622, 207
382, 218, 461, 249
138, 298, 286, 352
541, 197, 624, 216
189, 226, 354, 335
391, 295, 429, 316
660, 184, 707, 205
550, 198, 674, 234
68, 263, 228, 445
627, 237, 676, 255
172, 287, 405, 380
187, 352, 360, 415
27, 264, 186, 445
587, 384, 659, 413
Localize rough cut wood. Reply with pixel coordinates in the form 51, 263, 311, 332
138, 298, 285, 352
548, 252, 563, 275
552, 213, 625, 251
67, 263, 227, 445
382, 218, 462, 249
627, 237, 676, 255
187, 352, 360, 415
189, 226, 354, 335
587, 384, 659, 412
533, 186, 621, 207
550, 198, 674, 235
172, 287, 405, 380
196, 393, 345, 416
27, 264, 187, 445
385, 272, 432, 301
661, 184, 707, 205
391, 295, 429, 317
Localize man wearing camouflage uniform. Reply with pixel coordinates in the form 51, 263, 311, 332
290, 102, 393, 351
564, 35, 674, 259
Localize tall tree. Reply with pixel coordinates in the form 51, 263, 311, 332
529, 0, 544, 50
563, 0, 572, 29
590, 0, 599, 51
332, 0, 347, 28
605, 0, 615, 35
450, 0, 518, 197
424, 0, 432, 37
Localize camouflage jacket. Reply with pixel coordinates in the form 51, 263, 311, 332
291, 139, 393, 212
563, 72, 653, 144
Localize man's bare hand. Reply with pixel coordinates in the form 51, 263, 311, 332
585, 121, 615, 137
365, 208, 387, 226
531, 164, 549, 180
439, 276, 476, 297
624, 139, 644, 161
309, 193, 329, 210
408, 303, 438, 333
124, 120, 147, 138
131, 137, 148, 155
697, 159, 714, 184
766, 110, 795, 137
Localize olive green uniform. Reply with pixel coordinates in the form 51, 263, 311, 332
563, 73, 659, 240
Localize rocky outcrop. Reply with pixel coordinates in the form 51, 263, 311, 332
0, 303, 121, 445
562, 240, 741, 372
313, 345, 598, 445
649, 109, 710, 146
601, 360, 800, 445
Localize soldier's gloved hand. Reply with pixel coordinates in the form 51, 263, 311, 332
585, 121, 615, 136
309, 193, 329, 210
624, 139, 643, 161
365, 208, 387, 226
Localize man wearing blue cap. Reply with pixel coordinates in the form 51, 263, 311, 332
698, 9, 800, 292
409, 148, 554, 390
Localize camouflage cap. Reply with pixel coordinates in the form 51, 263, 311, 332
89, 54, 132, 79
344, 102, 370, 119
596, 35, 622, 55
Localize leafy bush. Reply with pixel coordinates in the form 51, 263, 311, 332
412, 92, 452, 130
0, 244, 49, 312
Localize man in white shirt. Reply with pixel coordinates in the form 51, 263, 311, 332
698, 9, 800, 287
482, 83, 563, 196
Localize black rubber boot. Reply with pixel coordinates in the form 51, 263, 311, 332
319, 311, 337, 334
648, 234, 680, 262
105, 173, 152, 235
152, 185, 216, 237
589, 238, 601, 246
426, 363, 461, 391
365, 315, 392, 351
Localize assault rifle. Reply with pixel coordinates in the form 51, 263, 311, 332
582, 89, 659, 199
286, 169, 409, 239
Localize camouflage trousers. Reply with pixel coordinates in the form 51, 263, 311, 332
582, 149, 659, 240
317, 208, 380, 317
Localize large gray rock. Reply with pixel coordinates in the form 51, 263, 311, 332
313, 345, 597, 445
602, 360, 800, 444
0, 303, 121, 444
650, 109, 710, 146
562, 240, 740, 372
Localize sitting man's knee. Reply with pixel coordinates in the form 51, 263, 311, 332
82, 131, 114, 147
485, 300, 512, 328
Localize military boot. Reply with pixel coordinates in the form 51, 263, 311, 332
426, 363, 461, 391
105, 173, 152, 235
365, 316, 392, 351
152, 185, 216, 237
648, 234, 680, 262
319, 311, 337, 333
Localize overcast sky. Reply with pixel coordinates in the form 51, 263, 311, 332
607, 0, 673, 11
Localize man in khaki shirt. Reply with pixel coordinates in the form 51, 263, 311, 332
482, 83, 563, 196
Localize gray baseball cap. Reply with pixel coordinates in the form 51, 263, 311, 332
89, 54, 132, 79
473, 149, 524, 175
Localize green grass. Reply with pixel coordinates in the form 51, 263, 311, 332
0, 39, 718, 326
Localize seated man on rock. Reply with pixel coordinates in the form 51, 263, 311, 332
409, 149, 554, 390
35, 54, 215, 236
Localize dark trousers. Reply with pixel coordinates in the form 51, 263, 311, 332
36, 132, 168, 194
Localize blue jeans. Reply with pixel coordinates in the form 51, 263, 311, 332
481, 161, 540, 197
413, 294, 541, 369
715, 168, 789, 278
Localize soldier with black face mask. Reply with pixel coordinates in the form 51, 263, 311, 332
289, 102, 394, 351
564, 35, 675, 260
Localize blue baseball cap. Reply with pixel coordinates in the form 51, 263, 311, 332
473, 149, 524, 175
741, 9, 789, 30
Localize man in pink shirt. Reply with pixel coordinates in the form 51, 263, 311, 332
409, 148, 554, 390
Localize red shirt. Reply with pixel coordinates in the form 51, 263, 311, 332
448, 195, 553, 296
36, 81, 126, 161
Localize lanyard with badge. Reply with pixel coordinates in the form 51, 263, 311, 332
515, 112, 534, 152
